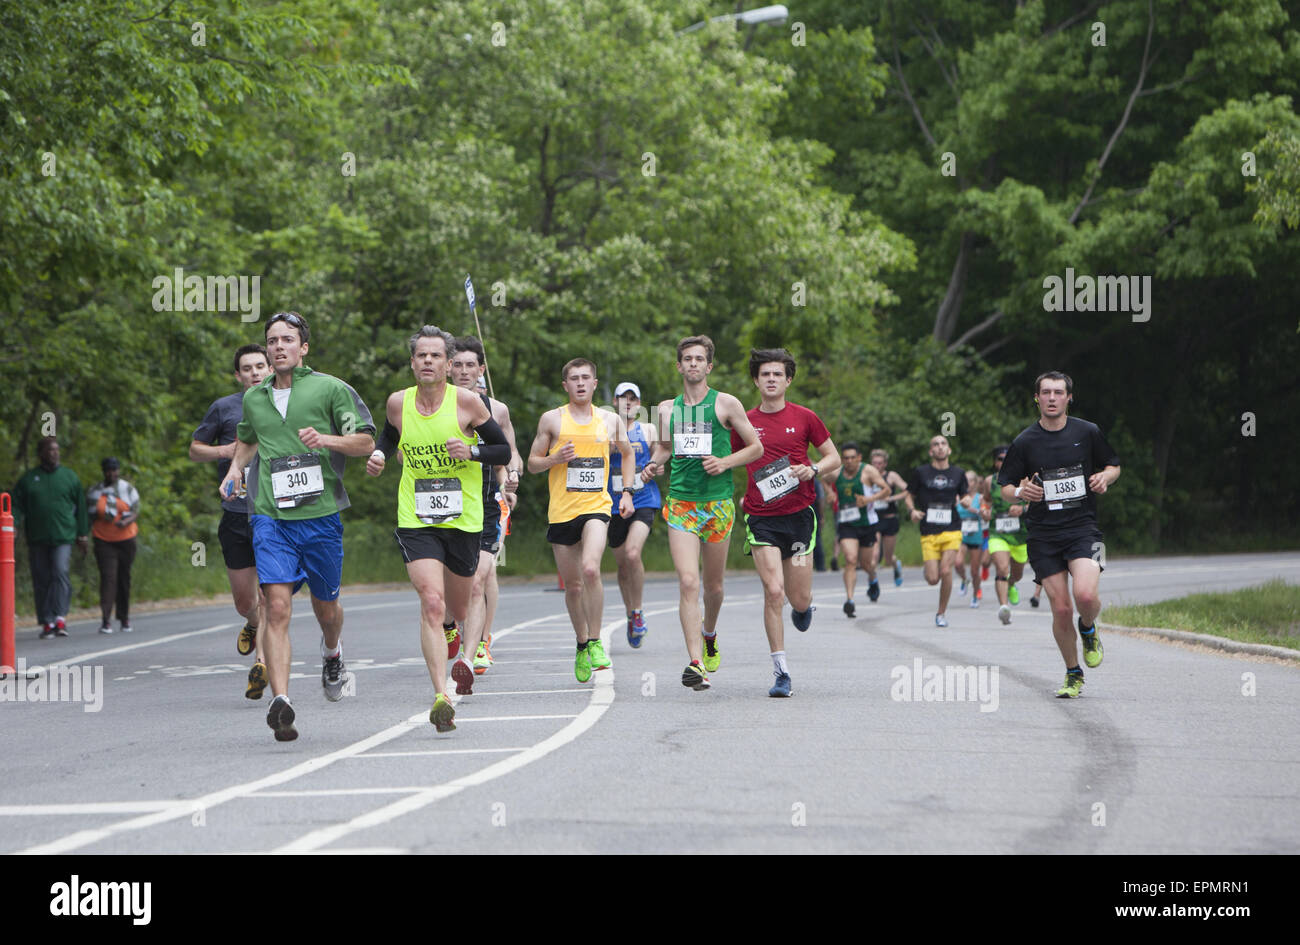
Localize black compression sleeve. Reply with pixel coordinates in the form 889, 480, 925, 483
376, 420, 401, 459
473, 417, 512, 466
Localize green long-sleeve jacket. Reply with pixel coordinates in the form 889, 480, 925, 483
13, 464, 89, 545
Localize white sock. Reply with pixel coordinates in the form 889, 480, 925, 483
322, 641, 341, 659
771, 651, 788, 675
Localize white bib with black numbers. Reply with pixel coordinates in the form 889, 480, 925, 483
414, 477, 464, 524
1042, 464, 1086, 510
754, 456, 798, 504
673, 422, 711, 457
995, 515, 1019, 533
926, 504, 953, 526
270, 454, 324, 509
566, 457, 604, 492
838, 505, 861, 524
961, 517, 981, 536
873, 499, 889, 511
611, 468, 643, 493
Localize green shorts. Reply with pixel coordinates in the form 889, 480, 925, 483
988, 536, 1027, 562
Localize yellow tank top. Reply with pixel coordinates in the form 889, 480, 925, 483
547, 405, 611, 523
397, 386, 483, 532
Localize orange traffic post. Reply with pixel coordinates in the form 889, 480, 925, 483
1, 493, 15, 674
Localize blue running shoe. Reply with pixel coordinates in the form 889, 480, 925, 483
626, 611, 647, 649
893, 560, 903, 587
791, 605, 815, 632
768, 672, 793, 698
867, 579, 880, 603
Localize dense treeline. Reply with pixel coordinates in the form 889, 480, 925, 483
2, 0, 1297, 591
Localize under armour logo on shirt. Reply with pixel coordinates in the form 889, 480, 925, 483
786, 427, 796, 433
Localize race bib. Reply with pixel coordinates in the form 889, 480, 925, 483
754, 456, 798, 504
995, 515, 1019, 533
872, 499, 890, 511
926, 504, 953, 526
961, 518, 981, 536
838, 505, 861, 524
270, 454, 324, 508
611, 469, 643, 493
566, 457, 604, 492
414, 477, 464, 524
673, 422, 711, 457
1042, 464, 1086, 510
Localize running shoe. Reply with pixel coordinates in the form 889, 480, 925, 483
119, 621, 132, 633
482, 633, 494, 664
935, 613, 948, 628
588, 639, 611, 671
768, 672, 792, 698
982, 564, 990, 582
1079, 618, 1104, 668
791, 606, 814, 632
893, 560, 902, 586
473, 642, 491, 675
1055, 672, 1085, 699
830, 558, 839, 571
39, 624, 56, 640
444, 622, 461, 661
246, 661, 269, 700
237, 622, 258, 656
1030, 595, 1040, 608
681, 660, 710, 690
702, 634, 721, 672
53, 618, 68, 637
867, 580, 880, 603
969, 596, 979, 609
1008, 584, 1020, 605
98, 623, 114, 635
452, 656, 474, 695
574, 645, 592, 683
998, 604, 1011, 626
975, 587, 983, 601
959, 578, 968, 596
429, 692, 456, 732
322, 651, 347, 702
627, 611, 648, 649
266, 695, 298, 741
843, 599, 856, 618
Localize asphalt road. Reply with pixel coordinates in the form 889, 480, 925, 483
3, 552, 1298, 854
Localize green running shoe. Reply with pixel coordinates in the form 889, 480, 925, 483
429, 692, 456, 732
588, 638, 612, 671
702, 634, 720, 673
1008, 584, 1020, 605
1055, 673, 1085, 699
1079, 618, 1103, 668
681, 660, 710, 690
473, 641, 491, 675
574, 644, 593, 682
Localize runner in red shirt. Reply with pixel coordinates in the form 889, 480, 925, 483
731, 348, 841, 698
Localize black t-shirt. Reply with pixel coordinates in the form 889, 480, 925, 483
192, 391, 249, 514
907, 463, 968, 536
997, 416, 1120, 534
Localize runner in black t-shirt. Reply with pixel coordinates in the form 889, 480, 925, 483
903, 435, 974, 627
997, 371, 1121, 698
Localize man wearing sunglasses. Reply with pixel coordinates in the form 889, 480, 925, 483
219, 312, 376, 742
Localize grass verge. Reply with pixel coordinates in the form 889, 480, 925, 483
1103, 579, 1300, 651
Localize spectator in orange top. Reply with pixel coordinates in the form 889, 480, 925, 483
87, 457, 140, 634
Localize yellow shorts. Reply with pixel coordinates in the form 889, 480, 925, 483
987, 536, 1028, 563
920, 530, 962, 561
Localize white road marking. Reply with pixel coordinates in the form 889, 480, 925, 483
355, 748, 531, 758
0, 801, 178, 816
454, 714, 581, 722
250, 788, 426, 798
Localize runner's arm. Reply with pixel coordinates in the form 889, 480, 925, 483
189, 440, 234, 462
861, 465, 890, 504
526, 411, 562, 473
801, 437, 840, 482
717, 394, 762, 470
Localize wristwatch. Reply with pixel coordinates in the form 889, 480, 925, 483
622, 486, 635, 494
811, 463, 820, 477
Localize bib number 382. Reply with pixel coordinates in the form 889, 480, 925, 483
270, 454, 324, 509
415, 478, 464, 524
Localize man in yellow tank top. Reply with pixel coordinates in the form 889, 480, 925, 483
366, 326, 512, 731
527, 358, 635, 683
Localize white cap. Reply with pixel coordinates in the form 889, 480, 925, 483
614, 382, 641, 399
